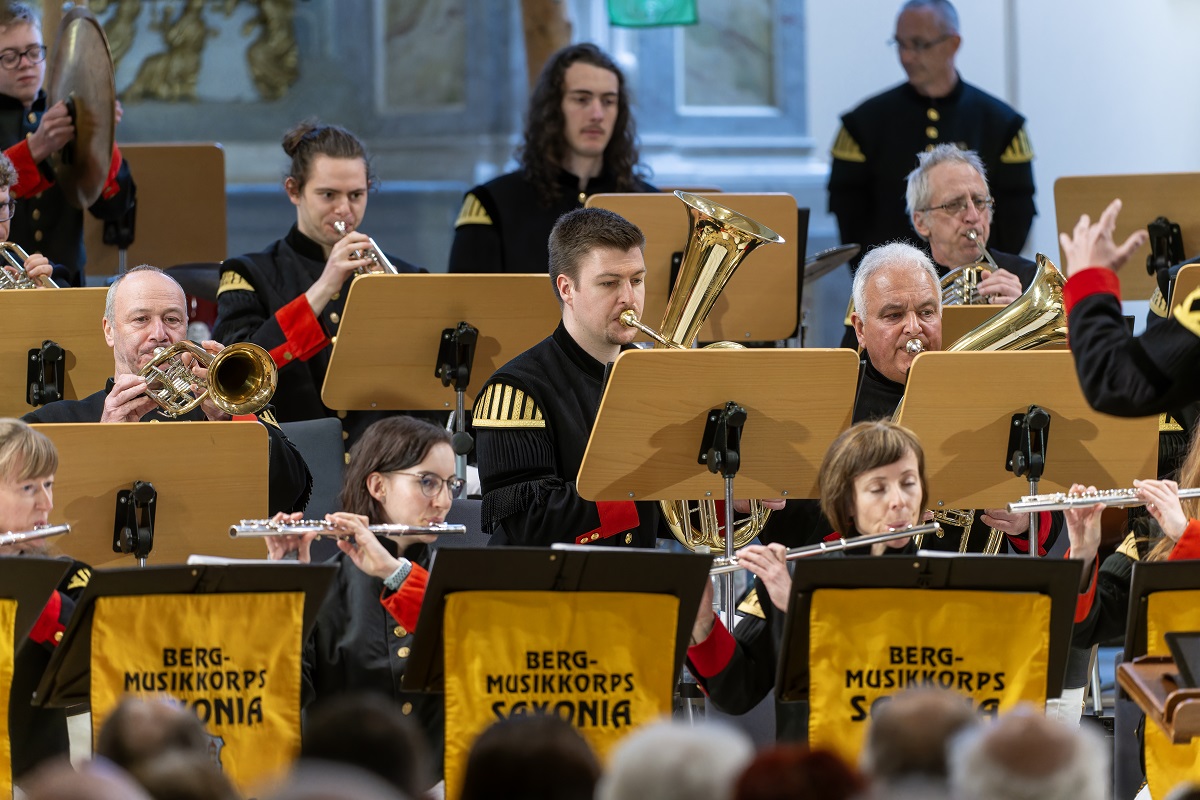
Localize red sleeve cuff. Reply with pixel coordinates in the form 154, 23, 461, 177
268, 294, 329, 366
1006, 511, 1052, 556
687, 616, 736, 678
575, 501, 639, 544
101, 144, 123, 200
380, 563, 428, 632
1068, 550, 1099, 624
7, 139, 53, 197
29, 590, 64, 646
1064, 267, 1122, 316
1168, 519, 1200, 561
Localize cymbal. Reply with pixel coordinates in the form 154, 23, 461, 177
166, 262, 221, 302
804, 244, 860, 285
45, 7, 116, 209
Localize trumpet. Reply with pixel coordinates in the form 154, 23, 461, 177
229, 519, 467, 539
0, 242, 57, 289
1007, 487, 1200, 514
333, 221, 401, 275
0, 523, 70, 547
708, 522, 940, 575
138, 341, 277, 418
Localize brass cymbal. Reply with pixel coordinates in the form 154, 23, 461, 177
803, 243, 860, 285
45, 6, 116, 210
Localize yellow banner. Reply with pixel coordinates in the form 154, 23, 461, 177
1144, 589, 1200, 796
90, 593, 304, 791
0, 599, 14, 798
442, 591, 678, 799
809, 588, 1051, 764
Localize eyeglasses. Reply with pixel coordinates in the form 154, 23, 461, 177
888, 34, 953, 53
393, 471, 466, 499
0, 45, 46, 70
919, 196, 995, 217
0, 200, 15, 221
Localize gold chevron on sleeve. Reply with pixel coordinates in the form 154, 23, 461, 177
830, 126, 865, 163
67, 566, 92, 591
454, 193, 493, 228
1116, 532, 1140, 561
1173, 286, 1200, 338
1148, 286, 1168, 318
999, 128, 1034, 164
737, 589, 766, 620
472, 383, 545, 428
217, 270, 255, 295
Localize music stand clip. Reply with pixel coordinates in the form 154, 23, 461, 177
113, 480, 156, 563
26, 339, 64, 406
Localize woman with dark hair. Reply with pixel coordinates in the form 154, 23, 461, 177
265, 415, 464, 784
733, 745, 867, 800
458, 714, 600, 800
687, 420, 928, 741
213, 119, 422, 443
448, 42, 656, 275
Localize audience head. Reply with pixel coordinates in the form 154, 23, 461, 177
595, 719, 754, 800
852, 242, 942, 383
948, 704, 1107, 800
94, 696, 210, 773
819, 420, 927, 539
894, 0, 960, 95
127, 751, 240, 800
733, 745, 867, 800
0, 417, 57, 552
340, 416, 458, 529
459, 713, 600, 800
281, 120, 375, 252
860, 688, 978, 785
520, 42, 642, 202
102, 265, 188, 377
263, 763, 406, 800
907, 144, 993, 268
300, 692, 429, 798
0, 3, 45, 108
21, 758, 152, 800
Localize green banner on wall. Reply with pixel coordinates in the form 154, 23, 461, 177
608, 0, 698, 27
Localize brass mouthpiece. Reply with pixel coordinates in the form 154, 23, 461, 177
619, 310, 639, 327
905, 338, 925, 355
334, 221, 350, 236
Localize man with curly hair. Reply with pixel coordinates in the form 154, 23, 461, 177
448, 42, 656, 274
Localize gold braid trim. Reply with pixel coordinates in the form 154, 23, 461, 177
472, 383, 545, 428
217, 270, 254, 295
67, 566, 92, 591
1116, 532, 1141, 562
737, 588, 766, 620
1171, 286, 1200, 338
454, 193, 493, 228
830, 126, 865, 163
1148, 286, 1168, 319
999, 128, 1034, 164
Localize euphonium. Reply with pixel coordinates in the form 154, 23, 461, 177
0, 242, 57, 289
939, 230, 998, 305
619, 191, 784, 552
138, 341, 278, 418
333, 221, 401, 275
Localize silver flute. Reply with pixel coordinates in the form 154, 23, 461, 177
0, 523, 70, 547
709, 522, 941, 575
1007, 487, 1200, 514
229, 520, 466, 539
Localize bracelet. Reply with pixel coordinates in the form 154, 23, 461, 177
383, 557, 412, 591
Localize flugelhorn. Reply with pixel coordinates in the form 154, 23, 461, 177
0, 242, 57, 289
333, 221, 400, 275
1007, 487, 1200, 514
0, 523, 70, 547
709, 522, 940, 575
139, 341, 277, 418
229, 519, 466, 538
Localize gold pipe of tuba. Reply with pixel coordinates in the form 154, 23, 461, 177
333, 221, 401, 275
620, 191, 784, 552
138, 341, 278, 418
0, 242, 57, 289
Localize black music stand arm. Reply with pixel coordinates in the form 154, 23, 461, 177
113, 480, 156, 566
699, 401, 747, 626
434, 322, 478, 480
1007, 404, 1051, 558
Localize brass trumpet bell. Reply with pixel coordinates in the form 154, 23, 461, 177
0, 242, 57, 289
946, 254, 1066, 351
139, 341, 277, 418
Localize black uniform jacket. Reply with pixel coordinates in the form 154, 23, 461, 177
472, 323, 660, 547
304, 541, 443, 778
0, 90, 136, 286
22, 381, 312, 514
448, 167, 657, 274
213, 225, 423, 444
829, 76, 1035, 260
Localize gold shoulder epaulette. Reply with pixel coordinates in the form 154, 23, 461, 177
258, 409, 280, 429
737, 588, 766, 620
830, 126, 865, 163
455, 193, 493, 228
1116, 531, 1141, 562
67, 566, 92, 591
472, 383, 545, 428
1160, 413, 1183, 433
1000, 128, 1034, 164
1171, 285, 1200, 338
217, 270, 255, 296
1148, 286, 1168, 318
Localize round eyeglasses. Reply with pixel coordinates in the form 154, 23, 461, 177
887, 34, 952, 53
0, 45, 47, 70
918, 196, 995, 217
0, 200, 15, 222
393, 471, 466, 499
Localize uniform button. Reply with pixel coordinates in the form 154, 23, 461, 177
927, 108, 940, 121
925, 126, 938, 139
329, 312, 339, 324
331, 336, 337, 345
337, 410, 347, 419
33, 230, 42, 242
590, 532, 599, 541
393, 625, 407, 637
54, 630, 63, 643
578, 192, 586, 204
342, 431, 349, 440
397, 646, 411, 658
625, 532, 632, 544
331, 291, 340, 301
283, 351, 294, 361
401, 702, 413, 715
26, 112, 35, 123
31, 209, 39, 220
344, 453, 351, 464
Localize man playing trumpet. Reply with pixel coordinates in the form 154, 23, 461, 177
0, 150, 51, 287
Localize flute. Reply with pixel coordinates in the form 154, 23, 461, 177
1007, 488, 1200, 514
709, 522, 940, 575
229, 520, 467, 539
0, 523, 70, 547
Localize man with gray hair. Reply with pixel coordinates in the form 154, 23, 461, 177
595, 720, 753, 800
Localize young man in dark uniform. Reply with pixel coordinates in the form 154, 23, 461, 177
448, 43, 655, 275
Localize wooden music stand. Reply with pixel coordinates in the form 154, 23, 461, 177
321, 274, 561, 411
585, 193, 802, 342
30, 423, 271, 567
895, 351, 1159, 511
82, 143, 227, 278
1170, 263, 1200, 313
0, 289, 109, 418
576, 348, 859, 502
1054, 172, 1200, 301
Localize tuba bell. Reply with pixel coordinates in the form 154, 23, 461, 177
138, 341, 278, 418
0, 242, 57, 289
619, 191, 784, 551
